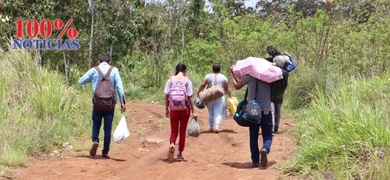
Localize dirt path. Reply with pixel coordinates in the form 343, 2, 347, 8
13, 103, 297, 180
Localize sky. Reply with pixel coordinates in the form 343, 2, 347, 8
244, 0, 258, 8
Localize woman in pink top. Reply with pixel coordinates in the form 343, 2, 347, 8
164, 63, 197, 162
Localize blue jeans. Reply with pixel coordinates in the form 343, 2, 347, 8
249, 111, 273, 164
92, 108, 114, 155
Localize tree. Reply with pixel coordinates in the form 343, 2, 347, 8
188, 0, 205, 38
88, 0, 95, 68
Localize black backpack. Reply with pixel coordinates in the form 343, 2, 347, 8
93, 66, 116, 110
271, 69, 289, 101
233, 84, 262, 127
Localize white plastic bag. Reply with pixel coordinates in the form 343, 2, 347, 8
221, 102, 230, 122
187, 118, 200, 137
113, 115, 130, 142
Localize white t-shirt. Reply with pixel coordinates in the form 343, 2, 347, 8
205, 73, 228, 89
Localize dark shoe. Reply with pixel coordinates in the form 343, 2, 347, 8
274, 126, 279, 133
252, 162, 259, 167
272, 128, 279, 136
102, 154, 110, 159
260, 148, 268, 167
89, 142, 99, 157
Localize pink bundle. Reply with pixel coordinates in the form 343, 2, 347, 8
232, 57, 283, 83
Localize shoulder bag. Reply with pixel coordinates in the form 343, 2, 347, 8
199, 74, 224, 104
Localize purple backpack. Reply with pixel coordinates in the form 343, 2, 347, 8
168, 77, 189, 110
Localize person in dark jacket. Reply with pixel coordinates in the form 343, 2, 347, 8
266, 45, 296, 135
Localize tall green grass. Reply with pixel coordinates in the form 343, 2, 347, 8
283, 73, 390, 179
0, 48, 91, 167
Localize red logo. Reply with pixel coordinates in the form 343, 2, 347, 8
13, 19, 79, 50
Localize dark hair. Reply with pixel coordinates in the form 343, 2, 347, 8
175, 63, 187, 75
99, 54, 111, 63
266, 45, 282, 58
212, 63, 221, 73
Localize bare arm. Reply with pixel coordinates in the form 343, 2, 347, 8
223, 81, 233, 98
196, 77, 208, 96
188, 95, 197, 119
165, 95, 169, 118
229, 65, 246, 90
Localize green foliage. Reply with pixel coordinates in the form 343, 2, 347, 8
183, 39, 221, 73
0, 165, 13, 179
0, 146, 28, 167
0, 47, 91, 165
1, 0, 387, 96
0, 2, 390, 179
154, 118, 169, 130
283, 74, 390, 179
116, 49, 172, 101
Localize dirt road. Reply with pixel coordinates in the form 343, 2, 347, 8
13, 103, 297, 180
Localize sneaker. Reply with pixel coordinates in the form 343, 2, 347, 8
102, 154, 110, 159
89, 142, 99, 157
252, 162, 259, 168
177, 154, 184, 161
167, 144, 175, 162
260, 148, 268, 167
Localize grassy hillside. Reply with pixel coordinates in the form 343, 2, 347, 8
282, 73, 390, 179
0, 48, 92, 168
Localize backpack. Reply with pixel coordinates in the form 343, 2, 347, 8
244, 99, 262, 124
93, 66, 116, 110
233, 87, 262, 127
243, 80, 262, 124
168, 77, 189, 111
271, 69, 289, 101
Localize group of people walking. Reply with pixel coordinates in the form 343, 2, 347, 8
163, 45, 296, 167
78, 45, 296, 168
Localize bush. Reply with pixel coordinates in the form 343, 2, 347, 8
0, 47, 91, 166
283, 74, 390, 179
